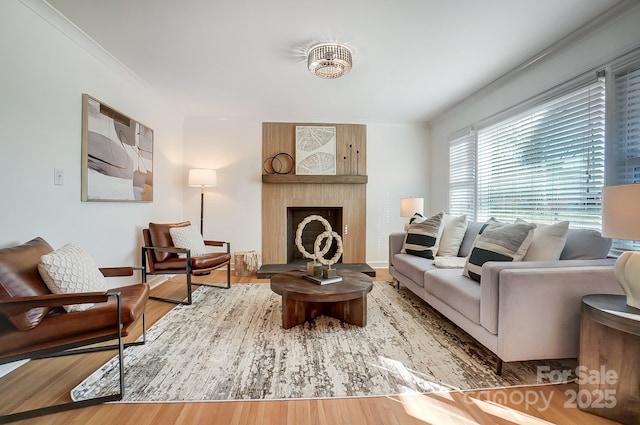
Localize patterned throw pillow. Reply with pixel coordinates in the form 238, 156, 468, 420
463, 220, 536, 282
401, 212, 444, 259
38, 243, 107, 312
169, 225, 208, 257
404, 213, 426, 231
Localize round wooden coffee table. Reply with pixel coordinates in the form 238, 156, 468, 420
270, 269, 373, 329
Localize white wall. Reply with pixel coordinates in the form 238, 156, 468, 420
0, 1, 184, 286
428, 4, 640, 214
182, 119, 429, 268
182, 117, 262, 253
366, 123, 429, 267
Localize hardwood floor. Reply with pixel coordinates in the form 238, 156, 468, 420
1, 269, 620, 424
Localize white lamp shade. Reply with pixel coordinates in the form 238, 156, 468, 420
602, 184, 640, 240
188, 169, 217, 187
400, 197, 424, 217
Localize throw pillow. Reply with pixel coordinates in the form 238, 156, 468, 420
437, 214, 468, 257
404, 213, 426, 231
463, 221, 536, 282
409, 213, 426, 224
169, 225, 208, 257
38, 243, 107, 312
516, 219, 570, 261
401, 212, 444, 259
560, 228, 612, 260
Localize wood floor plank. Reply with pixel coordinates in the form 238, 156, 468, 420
1, 269, 621, 424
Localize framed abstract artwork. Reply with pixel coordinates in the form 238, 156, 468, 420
81, 94, 153, 202
295, 126, 336, 175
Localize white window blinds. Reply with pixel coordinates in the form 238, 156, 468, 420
610, 62, 640, 252
449, 130, 476, 219
475, 77, 606, 227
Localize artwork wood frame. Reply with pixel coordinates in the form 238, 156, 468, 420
81, 94, 153, 202
295, 126, 337, 175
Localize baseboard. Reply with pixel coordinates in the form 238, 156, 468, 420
146, 275, 173, 289
367, 260, 388, 269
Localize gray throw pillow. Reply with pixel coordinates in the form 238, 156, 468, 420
458, 221, 486, 257
560, 228, 612, 260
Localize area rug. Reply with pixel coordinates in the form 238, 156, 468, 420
72, 282, 575, 402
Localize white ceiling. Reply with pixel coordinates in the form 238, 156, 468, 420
46, 0, 621, 123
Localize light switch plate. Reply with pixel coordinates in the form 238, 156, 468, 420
54, 168, 64, 186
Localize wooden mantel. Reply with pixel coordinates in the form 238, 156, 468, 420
262, 175, 368, 184
261, 122, 367, 264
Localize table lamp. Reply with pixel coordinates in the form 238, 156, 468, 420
400, 197, 424, 231
602, 183, 640, 309
188, 168, 217, 235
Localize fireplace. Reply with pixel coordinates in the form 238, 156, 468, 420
287, 207, 343, 264
261, 122, 367, 265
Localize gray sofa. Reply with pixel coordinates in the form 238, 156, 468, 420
389, 221, 624, 374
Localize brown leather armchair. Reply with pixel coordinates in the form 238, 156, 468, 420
0, 237, 149, 423
141, 221, 231, 305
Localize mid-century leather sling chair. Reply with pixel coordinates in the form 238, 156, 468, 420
0, 237, 149, 423
141, 221, 231, 305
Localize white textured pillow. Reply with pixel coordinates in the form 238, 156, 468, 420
437, 214, 468, 256
516, 219, 570, 261
169, 225, 208, 257
38, 243, 107, 312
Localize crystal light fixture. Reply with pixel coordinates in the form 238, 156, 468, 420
307, 43, 352, 79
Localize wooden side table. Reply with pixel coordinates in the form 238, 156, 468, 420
579, 294, 640, 424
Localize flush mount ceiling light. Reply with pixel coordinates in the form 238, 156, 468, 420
307, 43, 352, 79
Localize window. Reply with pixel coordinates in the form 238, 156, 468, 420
609, 60, 640, 252
448, 130, 476, 219
474, 77, 606, 227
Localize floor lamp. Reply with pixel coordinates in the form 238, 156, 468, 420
188, 169, 217, 235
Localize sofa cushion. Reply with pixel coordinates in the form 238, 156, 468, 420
425, 269, 481, 324
0, 237, 54, 331
517, 220, 570, 261
402, 212, 444, 259
38, 243, 107, 312
560, 228, 612, 260
458, 221, 486, 258
148, 221, 191, 262
392, 253, 438, 288
437, 214, 468, 257
170, 224, 208, 257
463, 221, 536, 282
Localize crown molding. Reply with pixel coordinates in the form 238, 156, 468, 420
19, 0, 149, 88
430, 0, 640, 122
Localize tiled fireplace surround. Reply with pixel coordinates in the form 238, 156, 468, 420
261, 122, 367, 265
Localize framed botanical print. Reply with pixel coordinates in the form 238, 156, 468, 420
295, 126, 337, 175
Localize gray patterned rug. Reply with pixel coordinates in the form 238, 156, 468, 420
72, 282, 575, 402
